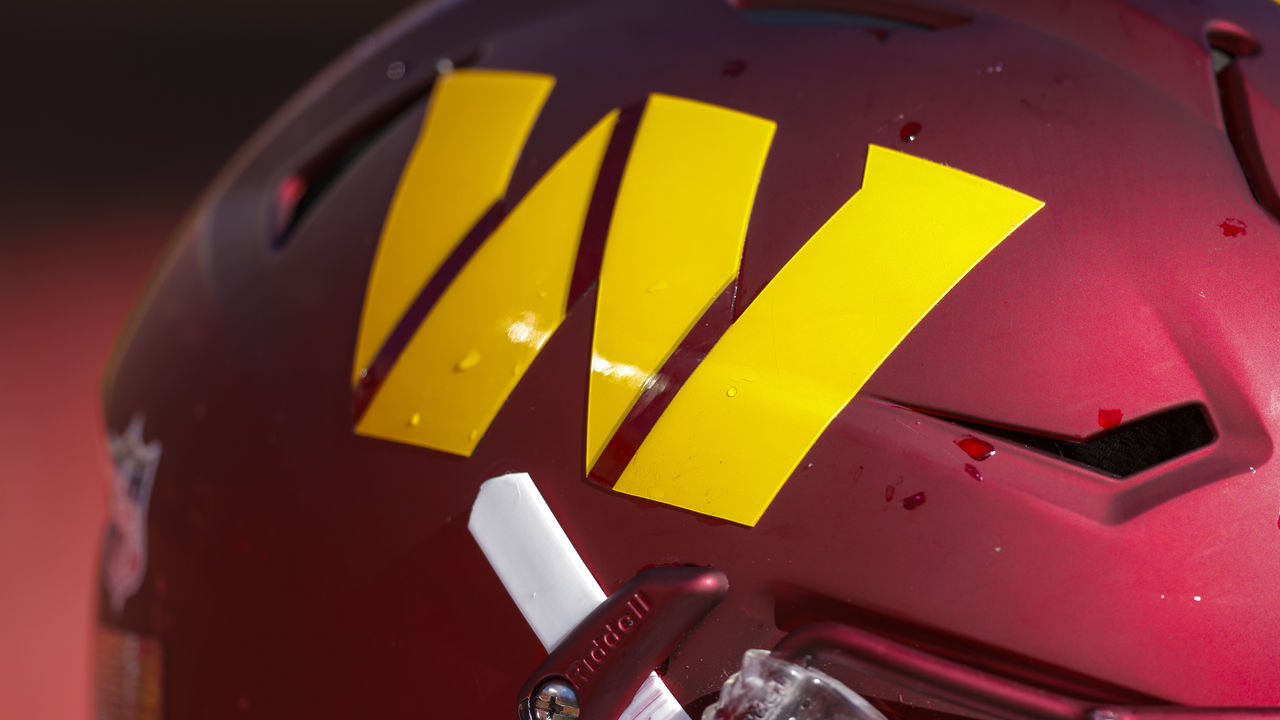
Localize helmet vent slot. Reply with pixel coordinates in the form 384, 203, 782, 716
1205, 23, 1280, 224
729, 0, 969, 31
910, 403, 1215, 478
270, 49, 481, 250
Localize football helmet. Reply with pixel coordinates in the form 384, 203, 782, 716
96, 1, 1280, 718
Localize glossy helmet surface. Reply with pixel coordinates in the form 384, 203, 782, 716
98, 0, 1280, 718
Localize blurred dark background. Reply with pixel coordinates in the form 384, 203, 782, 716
0, 2, 412, 717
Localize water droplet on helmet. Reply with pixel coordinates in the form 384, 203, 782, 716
408, 412, 421, 427
456, 349, 482, 371
964, 464, 983, 482
902, 491, 927, 510
386, 61, 406, 80
647, 280, 669, 294
899, 121, 922, 143
726, 386, 738, 397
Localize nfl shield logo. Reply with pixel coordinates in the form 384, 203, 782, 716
103, 414, 161, 614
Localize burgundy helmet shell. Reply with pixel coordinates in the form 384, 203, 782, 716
98, 0, 1280, 718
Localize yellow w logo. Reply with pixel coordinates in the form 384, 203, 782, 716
352, 69, 1042, 526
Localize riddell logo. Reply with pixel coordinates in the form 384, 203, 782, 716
564, 593, 651, 689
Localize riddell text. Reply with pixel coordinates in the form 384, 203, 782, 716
564, 593, 651, 688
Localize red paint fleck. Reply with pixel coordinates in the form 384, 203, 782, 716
955, 436, 995, 461
1220, 218, 1247, 237
964, 464, 983, 482
867, 27, 891, 42
899, 121, 922, 143
902, 492, 927, 510
721, 59, 747, 77
1098, 408, 1124, 429
273, 174, 307, 234
884, 485, 895, 502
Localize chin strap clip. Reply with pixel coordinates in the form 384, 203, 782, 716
517, 566, 728, 720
